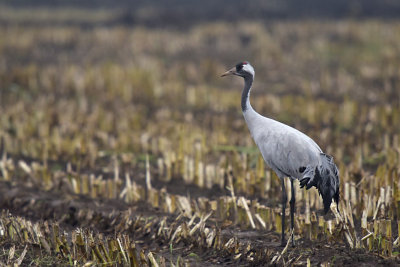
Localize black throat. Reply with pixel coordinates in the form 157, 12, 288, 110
241, 76, 253, 112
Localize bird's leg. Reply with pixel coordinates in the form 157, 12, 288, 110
281, 178, 287, 247
290, 178, 296, 247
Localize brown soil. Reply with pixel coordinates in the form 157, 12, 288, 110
1, 179, 399, 266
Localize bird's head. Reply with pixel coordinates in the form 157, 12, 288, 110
221, 61, 255, 78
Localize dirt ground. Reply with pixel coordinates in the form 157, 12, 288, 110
1, 173, 399, 266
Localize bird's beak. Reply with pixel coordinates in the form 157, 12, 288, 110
221, 67, 237, 77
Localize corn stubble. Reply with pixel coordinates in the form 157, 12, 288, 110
0, 16, 400, 265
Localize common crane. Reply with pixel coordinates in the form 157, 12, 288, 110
221, 61, 340, 247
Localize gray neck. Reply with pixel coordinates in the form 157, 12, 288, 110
241, 76, 253, 112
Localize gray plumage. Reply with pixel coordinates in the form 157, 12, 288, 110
222, 61, 340, 246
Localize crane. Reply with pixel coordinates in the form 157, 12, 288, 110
221, 61, 340, 247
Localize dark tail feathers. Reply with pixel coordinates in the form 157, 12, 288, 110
299, 153, 340, 214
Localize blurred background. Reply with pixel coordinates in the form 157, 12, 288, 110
1, 0, 399, 164
1, 0, 400, 265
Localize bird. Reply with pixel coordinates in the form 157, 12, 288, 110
221, 61, 340, 247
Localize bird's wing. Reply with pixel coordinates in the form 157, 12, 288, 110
254, 120, 322, 179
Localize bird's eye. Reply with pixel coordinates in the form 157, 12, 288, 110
236, 64, 243, 72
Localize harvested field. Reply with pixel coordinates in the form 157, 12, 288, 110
1, 3, 400, 266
